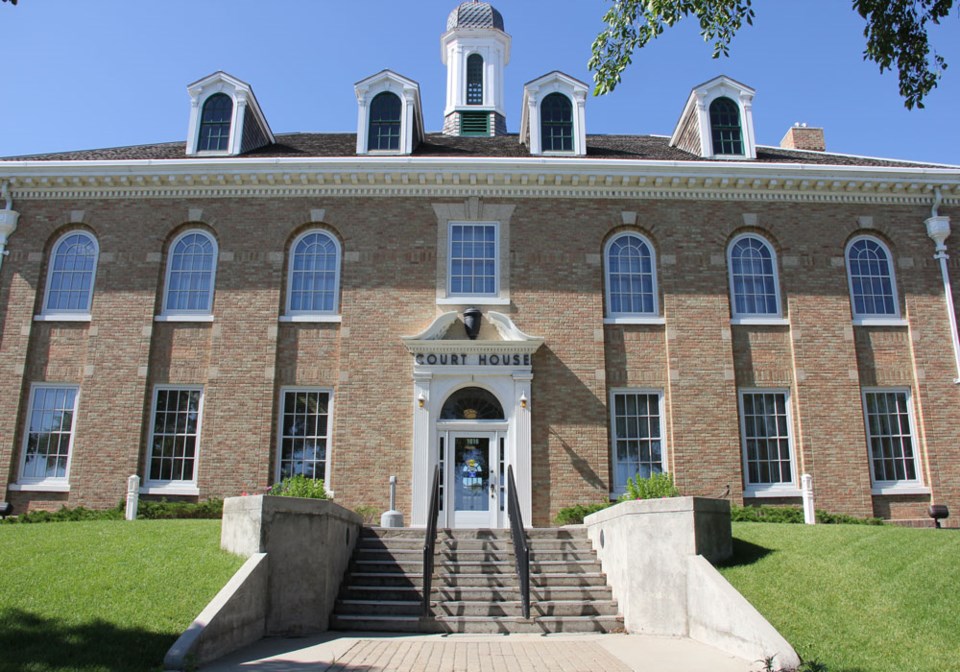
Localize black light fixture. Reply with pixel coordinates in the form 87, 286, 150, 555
928, 504, 950, 529
463, 307, 481, 340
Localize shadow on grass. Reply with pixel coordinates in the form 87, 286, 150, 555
717, 538, 773, 568
0, 608, 176, 672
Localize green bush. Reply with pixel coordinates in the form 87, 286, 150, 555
619, 472, 680, 501
2, 505, 124, 524
2, 498, 224, 524
731, 505, 884, 526
354, 505, 379, 525
554, 502, 613, 525
270, 474, 328, 499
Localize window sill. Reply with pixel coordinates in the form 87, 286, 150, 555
604, 316, 666, 326
744, 487, 802, 499
279, 315, 342, 324
437, 296, 511, 306
730, 317, 789, 326
34, 313, 92, 323
9, 482, 71, 493
852, 318, 908, 327
140, 484, 200, 496
154, 315, 215, 323
871, 484, 931, 496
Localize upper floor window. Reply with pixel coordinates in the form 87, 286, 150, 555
846, 236, 899, 319
287, 230, 341, 316
369, 92, 402, 151
709, 97, 743, 156
449, 223, 497, 297
466, 54, 483, 105
43, 231, 99, 316
162, 230, 218, 317
605, 233, 658, 317
728, 234, 781, 317
198, 93, 233, 152
540, 93, 573, 152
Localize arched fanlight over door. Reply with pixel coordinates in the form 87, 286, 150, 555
440, 387, 505, 420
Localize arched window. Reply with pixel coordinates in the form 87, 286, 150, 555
43, 231, 99, 315
441, 387, 504, 420
605, 233, 658, 317
368, 92, 402, 151
287, 230, 341, 315
846, 236, 899, 318
540, 93, 573, 152
728, 234, 781, 317
466, 53, 484, 105
198, 93, 233, 152
162, 230, 218, 316
709, 97, 743, 155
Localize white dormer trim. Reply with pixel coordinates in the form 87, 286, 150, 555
441, 27, 511, 118
520, 71, 588, 157
185, 71, 274, 157
670, 75, 757, 160
355, 70, 425, 156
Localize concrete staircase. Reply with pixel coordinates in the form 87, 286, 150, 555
330, 527, 623, 634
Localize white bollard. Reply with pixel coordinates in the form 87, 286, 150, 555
125, 474, 140, 521
380, 475, 404, 528
801, 473, 815, 525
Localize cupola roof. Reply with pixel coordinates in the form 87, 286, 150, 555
446, 1, 504, 31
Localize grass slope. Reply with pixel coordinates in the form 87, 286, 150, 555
0, 519, 244, 672
719, 522, 960, 672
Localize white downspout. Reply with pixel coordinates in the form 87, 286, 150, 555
0, 182, 20, 274
924, 188, 960, 384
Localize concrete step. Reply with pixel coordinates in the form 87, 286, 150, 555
345, 571, 610, 589
433, 600, 620, 618
340, 585, 615, 602
329, 614, 624, 634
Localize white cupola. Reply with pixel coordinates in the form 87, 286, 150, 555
441, 1, 511, 136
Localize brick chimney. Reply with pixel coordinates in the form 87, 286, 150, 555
780, 123, 826, 152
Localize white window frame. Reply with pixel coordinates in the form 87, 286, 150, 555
157, 229, 218, 322
738, 388, 800, 497
280, 229, 342, 323
14, 383, 80, 492
446, 221, 500, 300
862, 388, 928, 495
36, 230, 99, 322
727, 233, 785, 323
142, 385, 204, 496
845, 235, 903, 325
603, 232, 661, 324
609, 388, 667, 497
275, 387, 334, 489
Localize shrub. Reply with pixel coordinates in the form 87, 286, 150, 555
619, 472, 680, 501
555, 502, 613, 525
354, 505, 379, 525
731, 505, 884, 526
270, 474, 328, 499
2, 498, 224, 524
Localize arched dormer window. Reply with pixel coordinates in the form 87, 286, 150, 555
710, 97, 743, 155
466, 54, 484, 105
198, 93, 233, 152
42, 231, 99, 317
605, 232, 658, 318
728, 234, 781, 318
846, 236, 899, 319
541, 93, 573, 152
286, 230, 342, 318
161, 230, 218, 318
368, 92, 402, 151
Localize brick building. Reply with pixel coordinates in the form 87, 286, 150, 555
1, 2, 959, 527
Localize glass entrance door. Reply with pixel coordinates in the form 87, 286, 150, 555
450, 433, 498, 528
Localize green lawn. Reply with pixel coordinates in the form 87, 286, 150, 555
719, 522, 960, 672
0, 519, 244, 672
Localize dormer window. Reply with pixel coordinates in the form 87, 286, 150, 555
369, 92, 402, 151
709, 97, 743, 156
466, 54, 484, 105
198, 94, 233, 152
355, 70, 424, 155
520, 71, 588, 156
541, 93, 573, 152
185, 71, 274, 156
669, 75, 757, 160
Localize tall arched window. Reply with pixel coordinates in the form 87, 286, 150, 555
466, 53, 484, 105
605, 232, 658, 317
846, 236, 899, 318
198, 93, 233, 152
368, 92, 402, 151
709, 97, 743, 155
43, 231, 99, 315
287, 230, 342, 316
728, 234, 781, 317
540, 93, 573, 152
162, 230, 218, 316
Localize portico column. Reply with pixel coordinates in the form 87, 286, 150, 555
410, 372, 433, 527
513, 372, 533, 523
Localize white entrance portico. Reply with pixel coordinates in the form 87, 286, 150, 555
403, 311, 543, 528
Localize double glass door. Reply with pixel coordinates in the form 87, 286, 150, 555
440, 431, 503, 528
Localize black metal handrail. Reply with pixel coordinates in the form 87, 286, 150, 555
506, 465, 530, 619
422, 464, 441, 617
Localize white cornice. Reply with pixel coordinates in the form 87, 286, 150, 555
0, 156, 957, 205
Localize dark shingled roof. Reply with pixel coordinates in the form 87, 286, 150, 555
1, 133, 953, 169
446, 1, 504, 31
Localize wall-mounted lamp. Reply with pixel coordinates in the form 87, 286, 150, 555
418, 392, 426, 409
519, 392, 528, 409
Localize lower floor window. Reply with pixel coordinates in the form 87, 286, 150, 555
610, 390, 664, 493
20, 384, 79, 483
278, 388, 331, 482
739, 390, 794, 491
863, 389, 919, 485
148, 387, 203, 483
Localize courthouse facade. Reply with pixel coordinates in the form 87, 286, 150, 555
1, 2, 959, 526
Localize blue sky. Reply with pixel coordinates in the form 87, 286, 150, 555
2, 0, 958, 164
